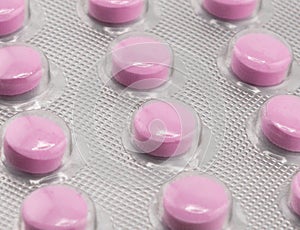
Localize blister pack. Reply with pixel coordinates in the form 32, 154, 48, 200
0, 0, 299, 229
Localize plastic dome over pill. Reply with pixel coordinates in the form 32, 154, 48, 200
261, 95, 300, 152
1, 110, 72, 175
162, 173, 231, 230
0, 43, 58, 108
20, 185, 97, 230
88, 0, 146, 24
202, 0, 260, 21
130, 99, 201, 157
0, 0, 26, 37
230, 31, 292, 87
107, 32, 174, 90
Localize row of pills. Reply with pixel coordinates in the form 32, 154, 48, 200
0, 30, 295, 106
1, 0, 284, 98
7, 69, 297, 227
0, 0, 271, 39
14, 167, 300, 229
89, 0, 260, 23
101, 29, 295, 96
16, 174, 237, 230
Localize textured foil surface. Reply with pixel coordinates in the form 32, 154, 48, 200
0, 0, 299, 229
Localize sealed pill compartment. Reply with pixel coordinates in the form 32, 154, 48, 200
0, 0, 27, 38
77, 0, 160, 35
99, 32, 187, 97
122, 98, 215, 169
247, 94, 300, 165
279, 172, 300, 228
0, 110, 86, 184
0, 43, 65, 109
218, 29, 300, 95
149, 172, 247, 230
0, 0, 44, 42
17, 184, 113, 230
191, 0, 272, 29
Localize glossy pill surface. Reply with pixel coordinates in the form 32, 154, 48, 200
4, 115, 67, 174
0, 45, 43, 96
133, 100, 197, 157
21, 185, 88, 230
231, 33, 292, 86
261, 95, 300, 152
89, 0, 145, 24
202, 0, 258, 20
0, 0, 26, 36
111, 35, 173, 90
163, 175, 230, 230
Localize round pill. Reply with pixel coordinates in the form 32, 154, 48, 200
132, 100, 198, 157
21, 185, 88, 230
0, 45, 43, 96
4, 115, 67, 174
290, 172, 300, 216
231, 33, 292, 86
88, 0, 145, 24
0, 0, 26, 36
261, 95, 300, 152
111, 35, 173, 90
163, 174, 230, 230
202, 0, 258, 20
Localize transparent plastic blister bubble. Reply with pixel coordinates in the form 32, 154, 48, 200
149, 172, 247, 230
99, 32, 187, 98
191, 0, 272, 30
247, 95, 300, 165
77, 0, 160, 36
0, 0, 44, 43
122, 98, 216, 171
15, 184, 114, 230
218, 28, 300, 96
279, 172, 300, 228
0, 110, 89, 185
0, 43, 66, 110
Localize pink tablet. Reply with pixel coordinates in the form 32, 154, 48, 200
111, 35, 173, 90
21, 185, 88, 230
261, 95, 300, 152
0, 45, 43, 96
202, 0, 259, 20
132, 100, 198, 157
4, 115, 67, 174
88, 0, 145, 24
290, 172, 300, 216
231, 33, 292, 86
163, 174, 231, 230
0, 0, 26, 36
